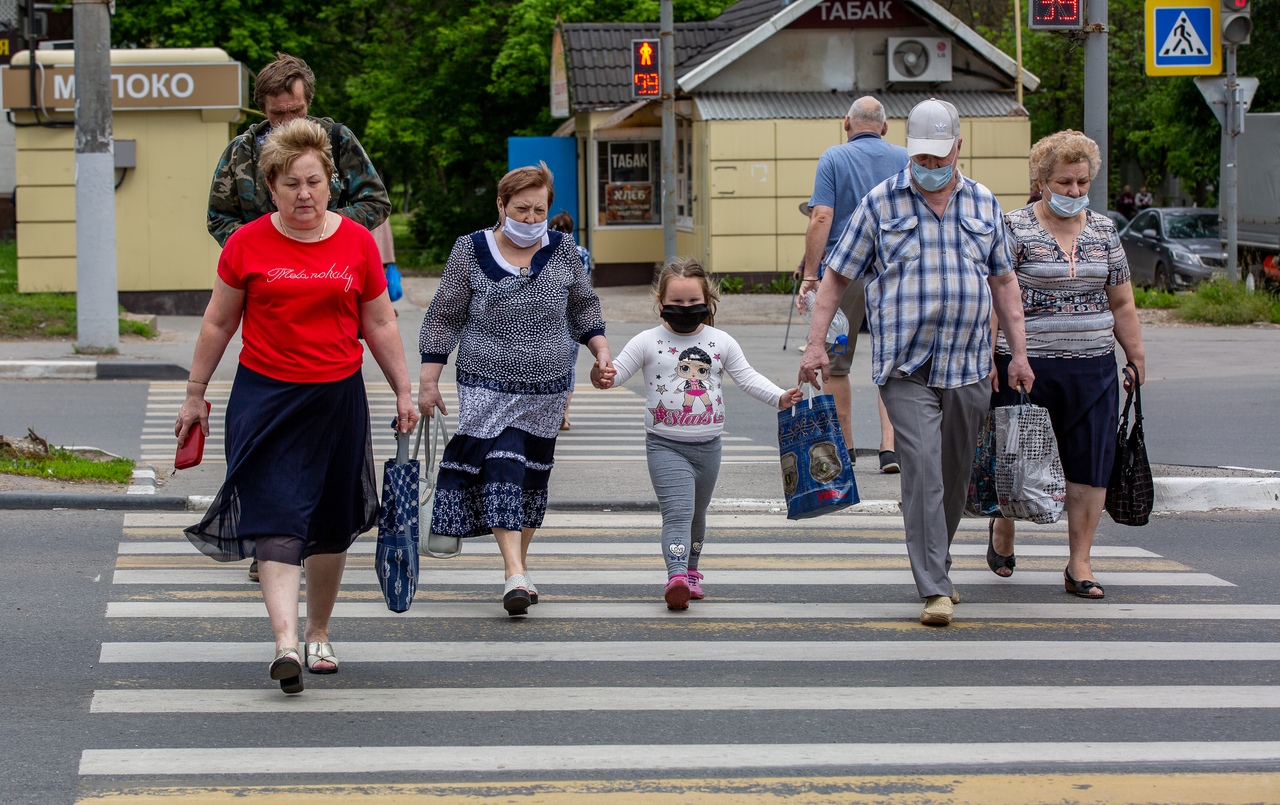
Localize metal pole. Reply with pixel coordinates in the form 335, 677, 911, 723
660, 0, 676, 264
1013, 0, 1024, 108
1223, 45, 1239, 283
1083, 0, 1108, 216
74, 0, 119, 352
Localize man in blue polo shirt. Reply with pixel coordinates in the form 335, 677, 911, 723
798, 96, 908, 474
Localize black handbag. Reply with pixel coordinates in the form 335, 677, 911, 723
1105, 362, 1153, 526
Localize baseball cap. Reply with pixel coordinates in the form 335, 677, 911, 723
906, 98, 960, 158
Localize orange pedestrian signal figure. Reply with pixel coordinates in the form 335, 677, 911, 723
631, 39, 661, 99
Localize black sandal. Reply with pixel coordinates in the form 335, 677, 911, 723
1064, 568, 1105, 599
986, 519, 1015, 577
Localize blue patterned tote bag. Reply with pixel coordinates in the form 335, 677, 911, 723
377, 423, 421, 612
965, 410, 1001, 517
778, 386, 859, 520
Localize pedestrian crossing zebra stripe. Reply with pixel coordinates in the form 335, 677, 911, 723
97, 641, 1280, 665
114, 541, 1161, 558
77, 741, 1280, 776
107, 568, 1233, 587
141, 382, 779, 463
117, 512, 1074, 532
87, 685, 1280, 714
103, 602, 1280, 620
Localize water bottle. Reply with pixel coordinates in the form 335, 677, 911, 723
801, 290, 849, 354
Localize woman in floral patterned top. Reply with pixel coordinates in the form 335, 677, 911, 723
989, 130, 1146, 600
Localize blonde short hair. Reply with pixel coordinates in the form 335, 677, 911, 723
1028, 130, 1101, 189
653, 257, 720, 326
260, 118, 334, 187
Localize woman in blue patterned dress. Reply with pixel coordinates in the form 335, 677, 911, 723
417, 163, 611, 616
988, 130, 1145, 599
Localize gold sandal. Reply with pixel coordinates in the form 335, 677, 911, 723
269, 646, 304, 694
306, 641, 339, 675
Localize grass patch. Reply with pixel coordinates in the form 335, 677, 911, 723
1177, 278, 1280, 325
1132, 287, 1180, 309
0, 240, 158, 338
0, 447, 135, 483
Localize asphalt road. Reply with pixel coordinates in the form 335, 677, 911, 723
3, 507, 1279, 803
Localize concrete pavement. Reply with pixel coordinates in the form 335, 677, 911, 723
2, 276, 1277, 513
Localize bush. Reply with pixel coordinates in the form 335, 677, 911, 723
1178, 278, 1280, 325
718, 276, 745, 294
754, 274, 798, 294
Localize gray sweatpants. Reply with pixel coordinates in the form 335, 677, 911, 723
645, 433, 722, 577
879, 365, 988, 599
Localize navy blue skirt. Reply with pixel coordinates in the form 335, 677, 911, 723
185, 364, 378, 562
992, 352, 1119, 488
430, 427, 555, 538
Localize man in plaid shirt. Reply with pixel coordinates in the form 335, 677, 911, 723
800, 98, 1035, 627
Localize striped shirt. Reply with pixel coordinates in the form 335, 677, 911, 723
996, 206, 1130, 359
826, 167, 1014, 389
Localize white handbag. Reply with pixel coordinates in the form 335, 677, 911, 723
415, 413, 462, 559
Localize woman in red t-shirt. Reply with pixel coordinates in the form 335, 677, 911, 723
174, 119, 418, 695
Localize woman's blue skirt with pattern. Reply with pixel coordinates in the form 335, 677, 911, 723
430, 427, 556, 538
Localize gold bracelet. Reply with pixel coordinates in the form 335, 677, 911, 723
187, 378, 209, 385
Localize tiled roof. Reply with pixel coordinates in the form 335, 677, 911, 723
561, 0, 1038, 110
694, 90, 1028, 120
561, 23, 728, 110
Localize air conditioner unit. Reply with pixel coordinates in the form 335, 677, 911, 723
886, 37, 952, 83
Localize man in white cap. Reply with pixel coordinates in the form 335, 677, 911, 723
799, 98, 1035, 626
798, 96, 907, 475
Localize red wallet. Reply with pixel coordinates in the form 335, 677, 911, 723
175, 401, 212, 470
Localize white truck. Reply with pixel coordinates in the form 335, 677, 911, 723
1237, 112, 1280, 287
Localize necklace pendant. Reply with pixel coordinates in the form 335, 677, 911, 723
519, 267, 530, 277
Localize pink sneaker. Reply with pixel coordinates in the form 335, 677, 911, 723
687, 569, 704, 600
664, 574, 690, 610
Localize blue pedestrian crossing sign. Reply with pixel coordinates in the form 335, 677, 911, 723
1146, 0, 1221, 76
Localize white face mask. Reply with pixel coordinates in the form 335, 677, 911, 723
1046, 191, 1090, 217
502, 215, 548, 248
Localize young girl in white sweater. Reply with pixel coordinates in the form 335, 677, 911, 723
594, 258, 801, 609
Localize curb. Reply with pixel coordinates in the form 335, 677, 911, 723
0, 492, 192, 511
0, 360, 187, 381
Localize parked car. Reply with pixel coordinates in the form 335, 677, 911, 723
1106, 209, 1129, 231
1119, 207, 1228, 291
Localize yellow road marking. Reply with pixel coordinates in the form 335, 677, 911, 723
75, 773, 1280, 804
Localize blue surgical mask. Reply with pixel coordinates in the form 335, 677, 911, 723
1046, 192, 1090, 217
911, 160, 953, 192
501, 215, 548, 248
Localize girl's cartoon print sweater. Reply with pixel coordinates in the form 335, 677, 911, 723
613, 325, 786, 444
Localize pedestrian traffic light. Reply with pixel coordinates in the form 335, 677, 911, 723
1221, 0, 1251, 45
1029, 0, 1083, 30
631, 39, 661, 99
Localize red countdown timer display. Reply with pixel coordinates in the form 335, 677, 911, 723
631, 39, 661, 99
1029, 0, 1084, 29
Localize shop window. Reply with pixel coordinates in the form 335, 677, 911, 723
597, 139, 660, 227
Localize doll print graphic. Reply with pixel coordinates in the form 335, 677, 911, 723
646, 344, 724, 428
675, 347, 713, 414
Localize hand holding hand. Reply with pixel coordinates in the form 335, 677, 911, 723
591, 360, 616, 389
778, 387, 804, 410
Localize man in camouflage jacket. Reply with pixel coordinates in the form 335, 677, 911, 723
206, 53, 390, 247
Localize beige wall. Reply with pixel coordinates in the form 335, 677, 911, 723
14, 108, 234, 293
702, 115, 1031, 274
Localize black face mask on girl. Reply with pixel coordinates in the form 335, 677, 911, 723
660, 304, 710, 334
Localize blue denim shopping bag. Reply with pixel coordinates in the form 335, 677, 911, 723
778, 387, 859, 520
376, 422, 420, 612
